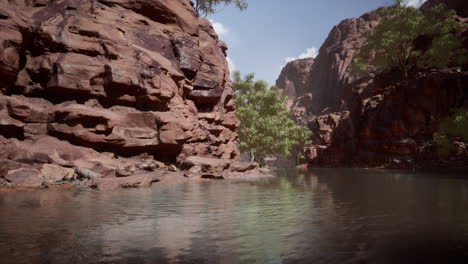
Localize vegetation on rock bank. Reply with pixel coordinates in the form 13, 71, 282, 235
232, 72, 311, 166
349, 0, 467, 161
194, 0, 248, 17
433, 109, 468, 156
349, 1, 467, 78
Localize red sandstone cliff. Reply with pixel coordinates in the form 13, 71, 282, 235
281, 0, 468, 168
0, 0, 259, 188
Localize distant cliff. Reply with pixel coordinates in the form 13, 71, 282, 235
276, 57, 314, 109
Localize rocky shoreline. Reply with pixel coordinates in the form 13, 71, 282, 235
0, 0, 251, 190
0, 156, 271, 191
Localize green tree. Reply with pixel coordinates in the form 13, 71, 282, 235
433, 109, 468, 156
349, 1, 466, 78
194, 0, 248, 17
233, 71, 312, 166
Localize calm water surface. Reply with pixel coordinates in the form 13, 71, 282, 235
1, 168, 468, 264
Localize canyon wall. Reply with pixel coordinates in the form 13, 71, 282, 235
278, 0, 468, 168
0, 0, 243, 186
303, 11, 380, 115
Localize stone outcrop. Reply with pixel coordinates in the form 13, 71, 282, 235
276, 57, 314, 109
303, 11, 380, 115
283, 0, 468, 168
0, 0, 249, 188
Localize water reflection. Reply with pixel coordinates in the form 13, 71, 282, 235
1, 169, 468, 263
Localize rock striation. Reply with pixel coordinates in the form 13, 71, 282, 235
0, 0, 252, 189
282, 0, 468, 168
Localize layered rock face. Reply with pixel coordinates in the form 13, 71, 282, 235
0, 0, 245, 187
285, 0, 468, 167
303, 11, 380, 115
276, 57, 314, 109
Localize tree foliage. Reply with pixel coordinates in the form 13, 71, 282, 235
433, 109, 468, 156
194, 0, 248, 17
232, 72, 312, 165
349, 1, 467, 78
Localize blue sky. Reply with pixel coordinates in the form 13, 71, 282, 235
208, 0, 426, 85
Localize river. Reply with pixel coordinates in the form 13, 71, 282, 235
1, 168, 468, 263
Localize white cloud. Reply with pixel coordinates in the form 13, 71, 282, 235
209, 19, 229, 36
405, 0, 426, 7
284, 47, 319, 63
227, 57, 235, 71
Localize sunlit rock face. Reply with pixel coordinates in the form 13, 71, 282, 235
0, 0, 240, 180
282, 0, 468, 167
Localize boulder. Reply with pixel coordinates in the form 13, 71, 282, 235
190, 89, 224, 104
180, 156, 231, 174
5, 169, 44, 187
75, 168, 102, 180
40, 164, 75, 183
139, 159, 167, 171
0, 159, 22, 178
229, 161, 259, 172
